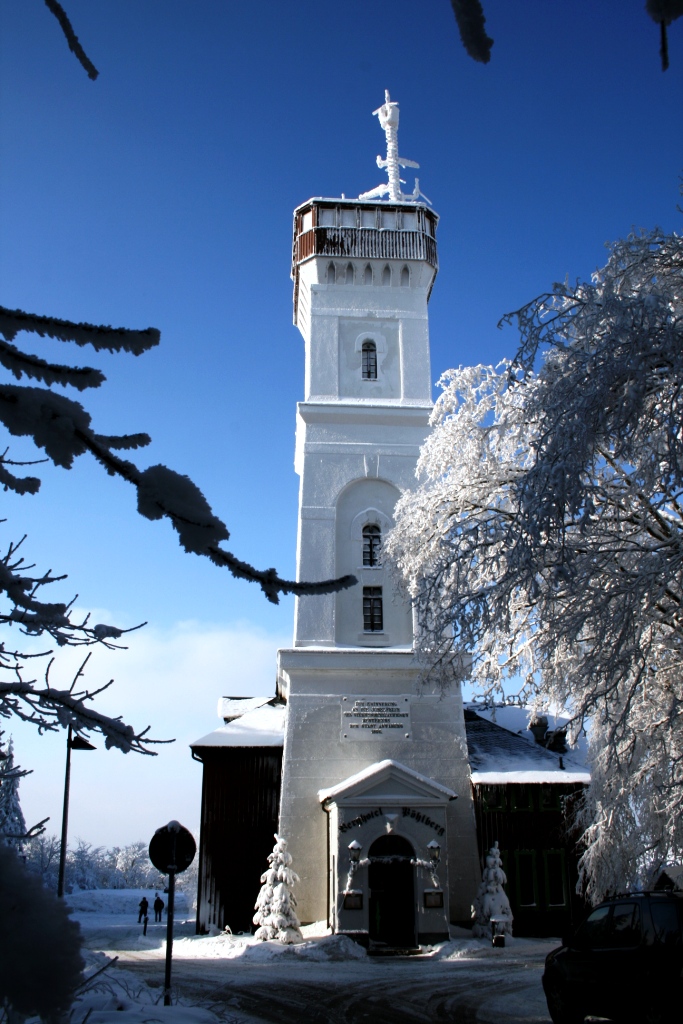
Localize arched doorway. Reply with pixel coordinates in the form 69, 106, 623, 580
368, 835, 416, 947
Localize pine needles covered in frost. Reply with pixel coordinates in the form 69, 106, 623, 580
253, 835, 303, 944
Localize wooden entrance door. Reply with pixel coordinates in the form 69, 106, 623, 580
368, 835, 416, 947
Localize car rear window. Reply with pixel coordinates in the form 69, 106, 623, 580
573, 903, 642, 949
650, 902, 682, 946
574, 905, 611, 947
610, 903, 641, 947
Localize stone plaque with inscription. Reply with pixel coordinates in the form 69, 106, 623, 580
340, 696, 411, 741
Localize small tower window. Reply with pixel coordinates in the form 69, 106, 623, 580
328, 262, 336, 284
362, 524, 381, 566
363, 264, 373, 285
400, 265, 410, 287
361, 341, 377, 380
363, 586, 383, 632
346, 263, 354, 284
381, 265, 391, 286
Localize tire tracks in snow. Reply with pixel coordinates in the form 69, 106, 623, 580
117, 956, 551, 1023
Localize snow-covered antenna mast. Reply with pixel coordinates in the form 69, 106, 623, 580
359, 90, 430, 204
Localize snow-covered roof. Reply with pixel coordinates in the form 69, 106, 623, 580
465, 706, 590, 785
191, 702, 285, 749
318, 759, 456, 804
656, 864, 683, 890
217, 695, 273, 721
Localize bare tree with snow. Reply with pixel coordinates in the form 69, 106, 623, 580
388, 228, 683, 901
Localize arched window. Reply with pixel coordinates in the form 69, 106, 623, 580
381, 265, 391, 286
346, 263, 354, 284
363, 586, 383, 632
361, 340, 377, 380
362, 524, 381, 566
363, 264, 373, 285
328, 262, 336, 284
400, 265, 410, 287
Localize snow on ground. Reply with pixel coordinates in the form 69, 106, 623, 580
60, 890, 558, 1023
68, 887, 194, 952
67, 887, 190, 915
71, 892, 544, 965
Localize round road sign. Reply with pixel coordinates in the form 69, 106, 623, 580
149, 820, 196, 875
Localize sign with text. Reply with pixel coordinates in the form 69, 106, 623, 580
340, 696, 411, 741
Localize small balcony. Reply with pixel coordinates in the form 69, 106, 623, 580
292, 199, 439, 273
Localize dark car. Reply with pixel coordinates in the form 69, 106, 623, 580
542, 891, 683, 1024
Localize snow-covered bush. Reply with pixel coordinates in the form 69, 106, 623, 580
0, 842, 83, 1020
472, 842, 513, 939
253, 835, 303, 944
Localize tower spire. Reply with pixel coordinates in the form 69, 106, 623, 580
359, 90, 430, 205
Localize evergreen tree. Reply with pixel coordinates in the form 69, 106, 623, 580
0, 736, 27, 848
253, 835, 303, 944
472, 842, 513, 940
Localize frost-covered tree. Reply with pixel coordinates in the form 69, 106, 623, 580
253, 834, 303, 944
388, 228, 683, 901
0, 736, 27, 847
24, 835, 166, 892
472, 842, 513, 939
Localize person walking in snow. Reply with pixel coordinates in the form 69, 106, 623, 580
138, 896, 149, 923
153, 893, 164, 922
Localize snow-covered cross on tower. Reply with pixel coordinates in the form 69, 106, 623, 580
359, 90, 430, 205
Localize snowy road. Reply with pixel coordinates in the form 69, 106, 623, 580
70, 892, 557, 1023
115, 952, 553, 1023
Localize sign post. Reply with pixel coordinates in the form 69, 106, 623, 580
148, 820, 196, 1007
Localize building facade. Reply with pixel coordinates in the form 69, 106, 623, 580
192, 94, 589, 946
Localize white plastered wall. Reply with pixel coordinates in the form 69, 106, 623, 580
279, 221, 480, 930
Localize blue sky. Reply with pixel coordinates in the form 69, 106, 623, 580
1, 1, 681, 846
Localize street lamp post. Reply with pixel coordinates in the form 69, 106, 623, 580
57, 724, 96, 897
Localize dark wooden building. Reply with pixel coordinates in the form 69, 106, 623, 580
191, 697, 284, 934
464, 706, 589, 937
192, 697, 590, 939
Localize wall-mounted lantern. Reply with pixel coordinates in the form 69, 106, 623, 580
427, 839, 441, 867
348, 839, 362, 864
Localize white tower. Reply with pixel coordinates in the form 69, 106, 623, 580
277, 94, 479, 943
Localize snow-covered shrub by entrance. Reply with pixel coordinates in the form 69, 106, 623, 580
472, 842, 513, 940
253, 834, 303, 944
